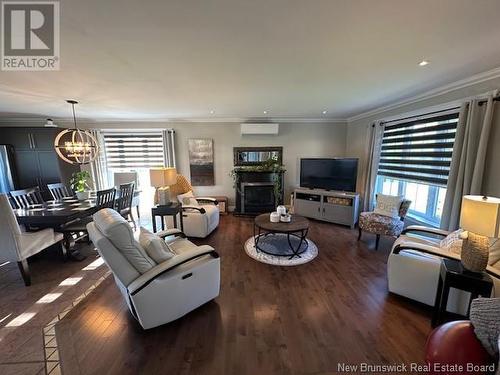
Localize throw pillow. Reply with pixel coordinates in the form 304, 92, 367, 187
469, 298, 500, 357
488, 238, 500, 266
439, 229, 464, 255
373, 194, 404, 218
177, 191, 199, 207
139, 227, 175, 263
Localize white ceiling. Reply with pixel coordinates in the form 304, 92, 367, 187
1, 0, 500, 122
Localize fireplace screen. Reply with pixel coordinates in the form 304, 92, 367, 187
241, 183, 275, 213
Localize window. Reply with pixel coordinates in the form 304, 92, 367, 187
103, 131, 165, 169
101, 130, 176, 220
375, 110, 459, 226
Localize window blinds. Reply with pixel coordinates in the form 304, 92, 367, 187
378, 111, 459, 187
103, 131, 165, 168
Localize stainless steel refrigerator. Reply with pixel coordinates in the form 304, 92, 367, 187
0, 145, 18, 193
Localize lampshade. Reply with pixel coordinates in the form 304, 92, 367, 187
149, 168, 177, 187
460, 195, 500, 237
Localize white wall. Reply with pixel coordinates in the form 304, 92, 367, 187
345, 76, 500, 202
84, 121, 347, 205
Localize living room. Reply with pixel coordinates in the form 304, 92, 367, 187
0, 1, 499, 374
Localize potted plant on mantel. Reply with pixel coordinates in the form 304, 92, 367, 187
229, 156, 286, 205
70, 171, 92, 200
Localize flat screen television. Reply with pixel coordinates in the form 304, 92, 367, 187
300, 158, 358, 192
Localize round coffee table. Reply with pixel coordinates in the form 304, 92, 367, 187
253, 213, 310, 259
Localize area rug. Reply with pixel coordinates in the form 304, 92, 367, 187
244, 233, 318, 266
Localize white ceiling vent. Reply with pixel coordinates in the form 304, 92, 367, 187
241, 123, 279, 135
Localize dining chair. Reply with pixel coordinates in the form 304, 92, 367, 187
10, 187, 44, 209
0, 194, 66, 286
61, 187, 117, 244
96, 187, 117, 209
47, 182, 72, 200
116, 182, 136, 229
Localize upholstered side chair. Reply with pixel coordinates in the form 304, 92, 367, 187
358, 197, 412, 250
0, 194, 66, 285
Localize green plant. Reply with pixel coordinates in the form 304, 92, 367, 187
70, 171, 92, 192
229, 156, 286, 205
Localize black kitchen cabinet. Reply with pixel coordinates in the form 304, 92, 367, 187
14, 151, 40, 188
2, 127, 80, 199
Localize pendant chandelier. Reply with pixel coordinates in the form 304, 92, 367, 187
54, 100, 98, 165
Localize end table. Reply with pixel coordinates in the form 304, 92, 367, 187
151, 203, 183, 233
432, 258, 493, 327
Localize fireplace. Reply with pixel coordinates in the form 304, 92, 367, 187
233, 171, 284, 215
241, 182, 275, 214
232, 146, 285, 215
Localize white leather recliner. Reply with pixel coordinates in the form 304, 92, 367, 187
0, 194, 65, 286
166, 175, 220, 238
179, 199, 220, 238
387, 225, 500, 315
87, 208, 220, 329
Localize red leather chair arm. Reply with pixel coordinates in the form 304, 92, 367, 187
425, 321, 493, 375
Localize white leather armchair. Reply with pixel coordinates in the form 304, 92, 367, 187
180, 197, 220, 238
387, 225, 500, 315
167, 176, 220, 238
0, 194, 65, 286
87, 208, 220, 329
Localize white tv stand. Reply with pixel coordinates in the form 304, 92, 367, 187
293, 187, 359, 228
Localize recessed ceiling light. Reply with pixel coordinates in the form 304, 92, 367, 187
419, 60, 429, 67
263, 110, 268, 114
209, 110, 215, 114
322, 110, 327, 114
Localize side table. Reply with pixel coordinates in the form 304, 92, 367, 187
211, 196, 228, 215
431, 258, 493, 327
151, 203, 183, 233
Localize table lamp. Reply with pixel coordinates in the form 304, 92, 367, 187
149, 167, 177, 206
459, 195, 500, 272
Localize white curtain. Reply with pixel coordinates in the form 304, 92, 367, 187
441, 91, 498, 230
362, 121, 384, 211
88, 129, 109, 190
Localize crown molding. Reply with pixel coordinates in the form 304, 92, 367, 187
346, 66, 500, 123
1, 67, 499, 127
0, 116, 346, 126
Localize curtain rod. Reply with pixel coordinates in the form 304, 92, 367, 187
378, 106, 461, 126
478, 96, 500, 106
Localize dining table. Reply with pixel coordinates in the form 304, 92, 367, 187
15, 196, 100, 261
14, 190, 140, 261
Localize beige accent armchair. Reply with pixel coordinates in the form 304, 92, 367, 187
0, 194, 65, 286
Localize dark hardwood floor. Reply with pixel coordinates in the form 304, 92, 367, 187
55, 215, 434, 375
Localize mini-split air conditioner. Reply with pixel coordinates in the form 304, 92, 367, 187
240, 123, 279, 135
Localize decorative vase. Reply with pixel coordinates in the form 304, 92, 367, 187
76, 191, 90, 201
270, 212, 280, 223
276, 205, 287, 216
461, 232, 489, 273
